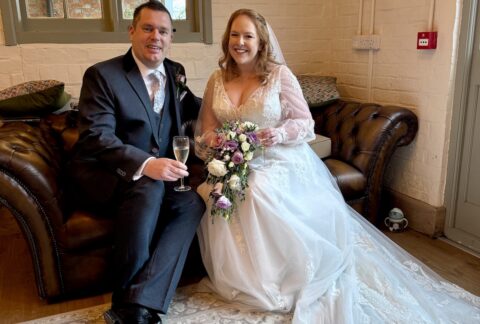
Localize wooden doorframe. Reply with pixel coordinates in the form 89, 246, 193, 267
445, 0, 479, 243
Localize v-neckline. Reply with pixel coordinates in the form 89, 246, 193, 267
220, 76, 262, 109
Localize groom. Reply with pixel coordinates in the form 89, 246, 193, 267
68, 1, 205, 323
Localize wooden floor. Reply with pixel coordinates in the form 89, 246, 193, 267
1, 206, 479, 323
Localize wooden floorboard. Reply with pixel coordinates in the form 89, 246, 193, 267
0, 206, 479, 323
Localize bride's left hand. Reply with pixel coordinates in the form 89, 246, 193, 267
257, 128, 282, 147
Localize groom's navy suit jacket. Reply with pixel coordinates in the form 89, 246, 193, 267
68, 49, 204, 311
71, 48, 200, 192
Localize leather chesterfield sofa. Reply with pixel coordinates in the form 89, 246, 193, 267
310, 100, 418, 224
0, 111, 206, 301
0, 99, 417, 300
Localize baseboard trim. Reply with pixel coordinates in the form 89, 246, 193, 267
381, 188, 445, 237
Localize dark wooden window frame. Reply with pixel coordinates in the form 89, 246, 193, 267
0, 0, 212, 45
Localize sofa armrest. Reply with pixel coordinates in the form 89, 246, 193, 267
0, 122, 67, 226
310, 100, 418, 223
0, 121, 68, 298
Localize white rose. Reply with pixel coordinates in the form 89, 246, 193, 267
241, 142, 250, 152
228, 174, 241, 191
228, 161, 234, 168
238, 134, 247, 142
228, 131, 236, 140
207, 159, 228, 177
244, 152, 253, 161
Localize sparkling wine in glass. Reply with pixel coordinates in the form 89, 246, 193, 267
173, 136, 191, 192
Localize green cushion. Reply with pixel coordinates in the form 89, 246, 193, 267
297, 75, 340, 108
0, 80, 71, 117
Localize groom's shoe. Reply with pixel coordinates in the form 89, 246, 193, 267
104, 304, 162, 324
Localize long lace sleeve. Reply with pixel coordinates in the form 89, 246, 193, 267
194, 72, 221, 161
275, 65, 315, 145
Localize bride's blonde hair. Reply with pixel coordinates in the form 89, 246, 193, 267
219, 9, 278, 84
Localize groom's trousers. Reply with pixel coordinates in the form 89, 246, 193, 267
110, 177, 205, 313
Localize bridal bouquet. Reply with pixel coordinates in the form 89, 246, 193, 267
205, 120, 262, 221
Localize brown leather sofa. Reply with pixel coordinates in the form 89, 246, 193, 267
310, 100, 418, 224
0, 99, 417, 300
0, 112, 205, 301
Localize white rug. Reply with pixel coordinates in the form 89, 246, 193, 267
20, 285, 293, 324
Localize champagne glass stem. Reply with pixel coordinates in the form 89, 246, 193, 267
180, 177, 185, 189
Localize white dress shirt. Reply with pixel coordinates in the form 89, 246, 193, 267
131, 52, 167, 180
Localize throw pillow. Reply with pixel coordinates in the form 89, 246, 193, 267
297, 75, 340, 108
0, 80, 71, 117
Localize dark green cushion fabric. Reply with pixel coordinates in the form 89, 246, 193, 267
0, 80, 71, 117
297, 75, 340, 108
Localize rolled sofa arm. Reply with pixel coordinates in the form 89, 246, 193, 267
0, 120, 68, 298
310, 100, 418, 223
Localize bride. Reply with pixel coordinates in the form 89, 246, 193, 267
194, 8, 480, 323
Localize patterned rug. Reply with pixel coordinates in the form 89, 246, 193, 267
20, 285, 293, 324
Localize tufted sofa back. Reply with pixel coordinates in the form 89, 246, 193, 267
313, 101, 417, 174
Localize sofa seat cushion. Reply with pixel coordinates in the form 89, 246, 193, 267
323, 158, 366, 201
59, 211, 113, 251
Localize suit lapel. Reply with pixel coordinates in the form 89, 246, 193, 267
164, 61, 183, 136
123, 50, 160, 144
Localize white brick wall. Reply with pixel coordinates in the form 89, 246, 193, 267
0, 0, 460, 208
328, 0, 457, 207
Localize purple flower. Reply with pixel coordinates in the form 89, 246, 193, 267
232, 151, 244, 164
224, 140, 239, 151
247, 132, 259, 145
215, 196, 232, 209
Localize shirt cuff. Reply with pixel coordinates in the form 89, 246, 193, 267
132, 157, 155, 181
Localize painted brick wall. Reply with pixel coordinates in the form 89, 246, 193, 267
0, 0, 460, 208
327, 0, 457, 207
0, 0, 332, 98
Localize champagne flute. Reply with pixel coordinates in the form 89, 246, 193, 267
173, 136, 191, 192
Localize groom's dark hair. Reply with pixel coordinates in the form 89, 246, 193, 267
132, 1, 173, 28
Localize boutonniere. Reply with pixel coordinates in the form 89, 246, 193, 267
175, 70, 188, 102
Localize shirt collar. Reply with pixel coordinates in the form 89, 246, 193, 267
131, 50, 166, 79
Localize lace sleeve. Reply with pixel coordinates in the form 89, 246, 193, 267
194, 72, 221, 161
276, 65, 315, 145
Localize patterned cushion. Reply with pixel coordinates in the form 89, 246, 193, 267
297, 75, 340, 108
0, 80, 71, 117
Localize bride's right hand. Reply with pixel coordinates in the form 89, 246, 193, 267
257, 128, 282, 147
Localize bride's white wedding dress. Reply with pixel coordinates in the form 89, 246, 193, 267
195, 64, 480, 323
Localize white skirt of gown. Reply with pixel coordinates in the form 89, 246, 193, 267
196, 142, 480, 324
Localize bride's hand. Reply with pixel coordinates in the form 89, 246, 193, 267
257, 128, 282, 147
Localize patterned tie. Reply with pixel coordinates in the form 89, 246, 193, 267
150, 71, 165, 114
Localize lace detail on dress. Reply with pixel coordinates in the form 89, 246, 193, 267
305, 258, 315, 282
354, 229, 377, 252
264, 284, 290, 311
293, 154, 309, 186
402, 260, 480, 307
231, 214, 247, 256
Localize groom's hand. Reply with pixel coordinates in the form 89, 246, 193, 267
143, 158, 189, 181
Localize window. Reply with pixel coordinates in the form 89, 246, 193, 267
0, 0, 212, 45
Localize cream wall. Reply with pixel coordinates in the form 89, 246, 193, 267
328, 0, 457, 207
0, 0, 333, 99
0, 0, 460, 208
